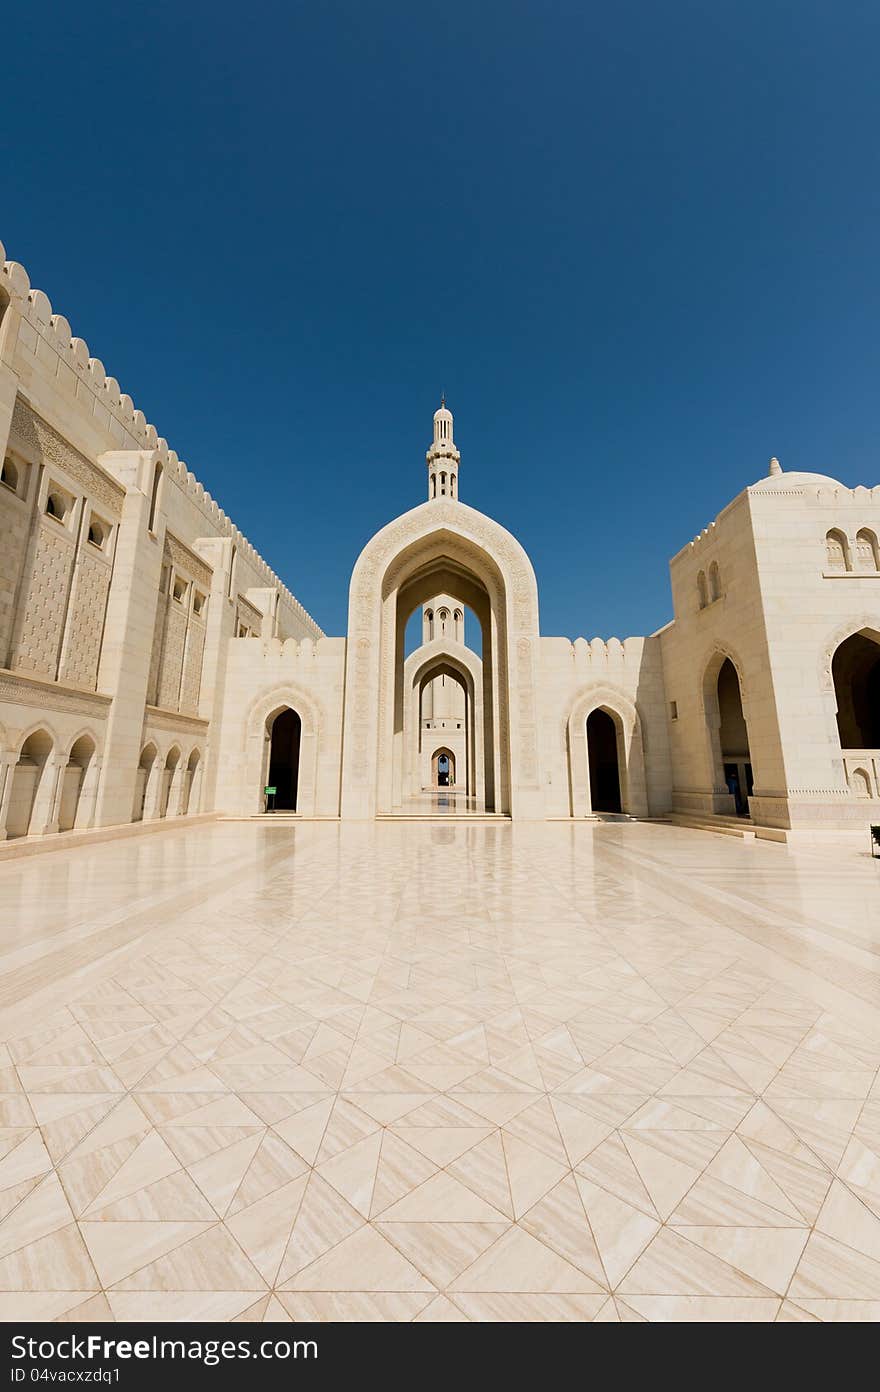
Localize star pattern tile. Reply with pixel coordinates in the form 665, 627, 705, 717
1, 818, 880, 1321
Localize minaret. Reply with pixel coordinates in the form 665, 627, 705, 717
426, 397, 460, 500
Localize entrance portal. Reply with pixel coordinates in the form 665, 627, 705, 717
267, 707, 302, 810
832, 631, 880, 748
586, 709, 622, 813
717, 658, 752, 815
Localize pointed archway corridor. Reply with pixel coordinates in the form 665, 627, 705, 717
1, 815, 878, 1321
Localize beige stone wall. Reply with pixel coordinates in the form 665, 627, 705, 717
538, 634, 672, 817
0, 240, 320, 840
660, 472, 880, 830
212, 636, 346, 817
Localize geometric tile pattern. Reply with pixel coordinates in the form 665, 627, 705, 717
1, 820, 880, 1321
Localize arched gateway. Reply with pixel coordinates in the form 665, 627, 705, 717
217, 399, 667, 825
341, 403, 544, 819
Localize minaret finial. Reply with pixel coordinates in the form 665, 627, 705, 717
768, 456, 782, 476
426, 398, 460, 501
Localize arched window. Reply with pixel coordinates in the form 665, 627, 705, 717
708, 562, 721, 602
856, 529, 879, 572
825, 529, 850, 572
45, 490, 69, 522
697, 571, 708, 609
1, 457, 18, 492
440, 472, 447, 495
148, 462, 163, 532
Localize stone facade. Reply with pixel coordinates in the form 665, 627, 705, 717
1, 244, 878, 842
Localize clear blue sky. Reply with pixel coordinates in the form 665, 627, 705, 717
3, 2, 878, 638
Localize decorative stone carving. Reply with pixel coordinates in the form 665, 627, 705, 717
9, 399, 124, 515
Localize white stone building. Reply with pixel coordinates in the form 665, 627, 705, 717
1, 243, 879, 844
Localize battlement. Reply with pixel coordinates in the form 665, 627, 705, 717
0, 240, 323, 640
542, 634, 650, 665
234, 635, 346, 661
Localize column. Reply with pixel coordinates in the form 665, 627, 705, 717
30, 753, 67, 836
0, 752, 18, 840
93, 452, 167, 827
77, 757, 102, 830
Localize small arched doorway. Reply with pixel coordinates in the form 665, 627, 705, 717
267, 707, 302, 810
717, 658, 752, 815
586, 709, 622, 813
432, 747, 456, 788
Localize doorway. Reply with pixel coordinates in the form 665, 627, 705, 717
587, 708, 622, 813
267, 707, 302, 810
717, 658, 751, 816
432, 748, 456, 788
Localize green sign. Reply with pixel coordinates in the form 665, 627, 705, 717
264, 786, 277, 796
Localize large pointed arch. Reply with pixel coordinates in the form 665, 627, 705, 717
342, 499, 543, 818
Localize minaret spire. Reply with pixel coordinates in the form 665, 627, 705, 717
426, 397, 460, 500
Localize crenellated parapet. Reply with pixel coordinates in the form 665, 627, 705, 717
237, 635, 345, 662
542, 634, 651, 666
0, 240, 322, 639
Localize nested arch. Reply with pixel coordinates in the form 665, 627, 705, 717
567, 685, 648, 817
343, 500, 543, 818
404, 639, 484, 801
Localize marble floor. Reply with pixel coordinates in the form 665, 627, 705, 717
1, 818, 880, 1323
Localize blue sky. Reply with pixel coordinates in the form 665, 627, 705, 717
2, 2, 878, 638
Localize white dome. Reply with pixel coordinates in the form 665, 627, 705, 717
752, 469, 842, 492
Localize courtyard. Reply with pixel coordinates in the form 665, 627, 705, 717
0, 818, 879, 1322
